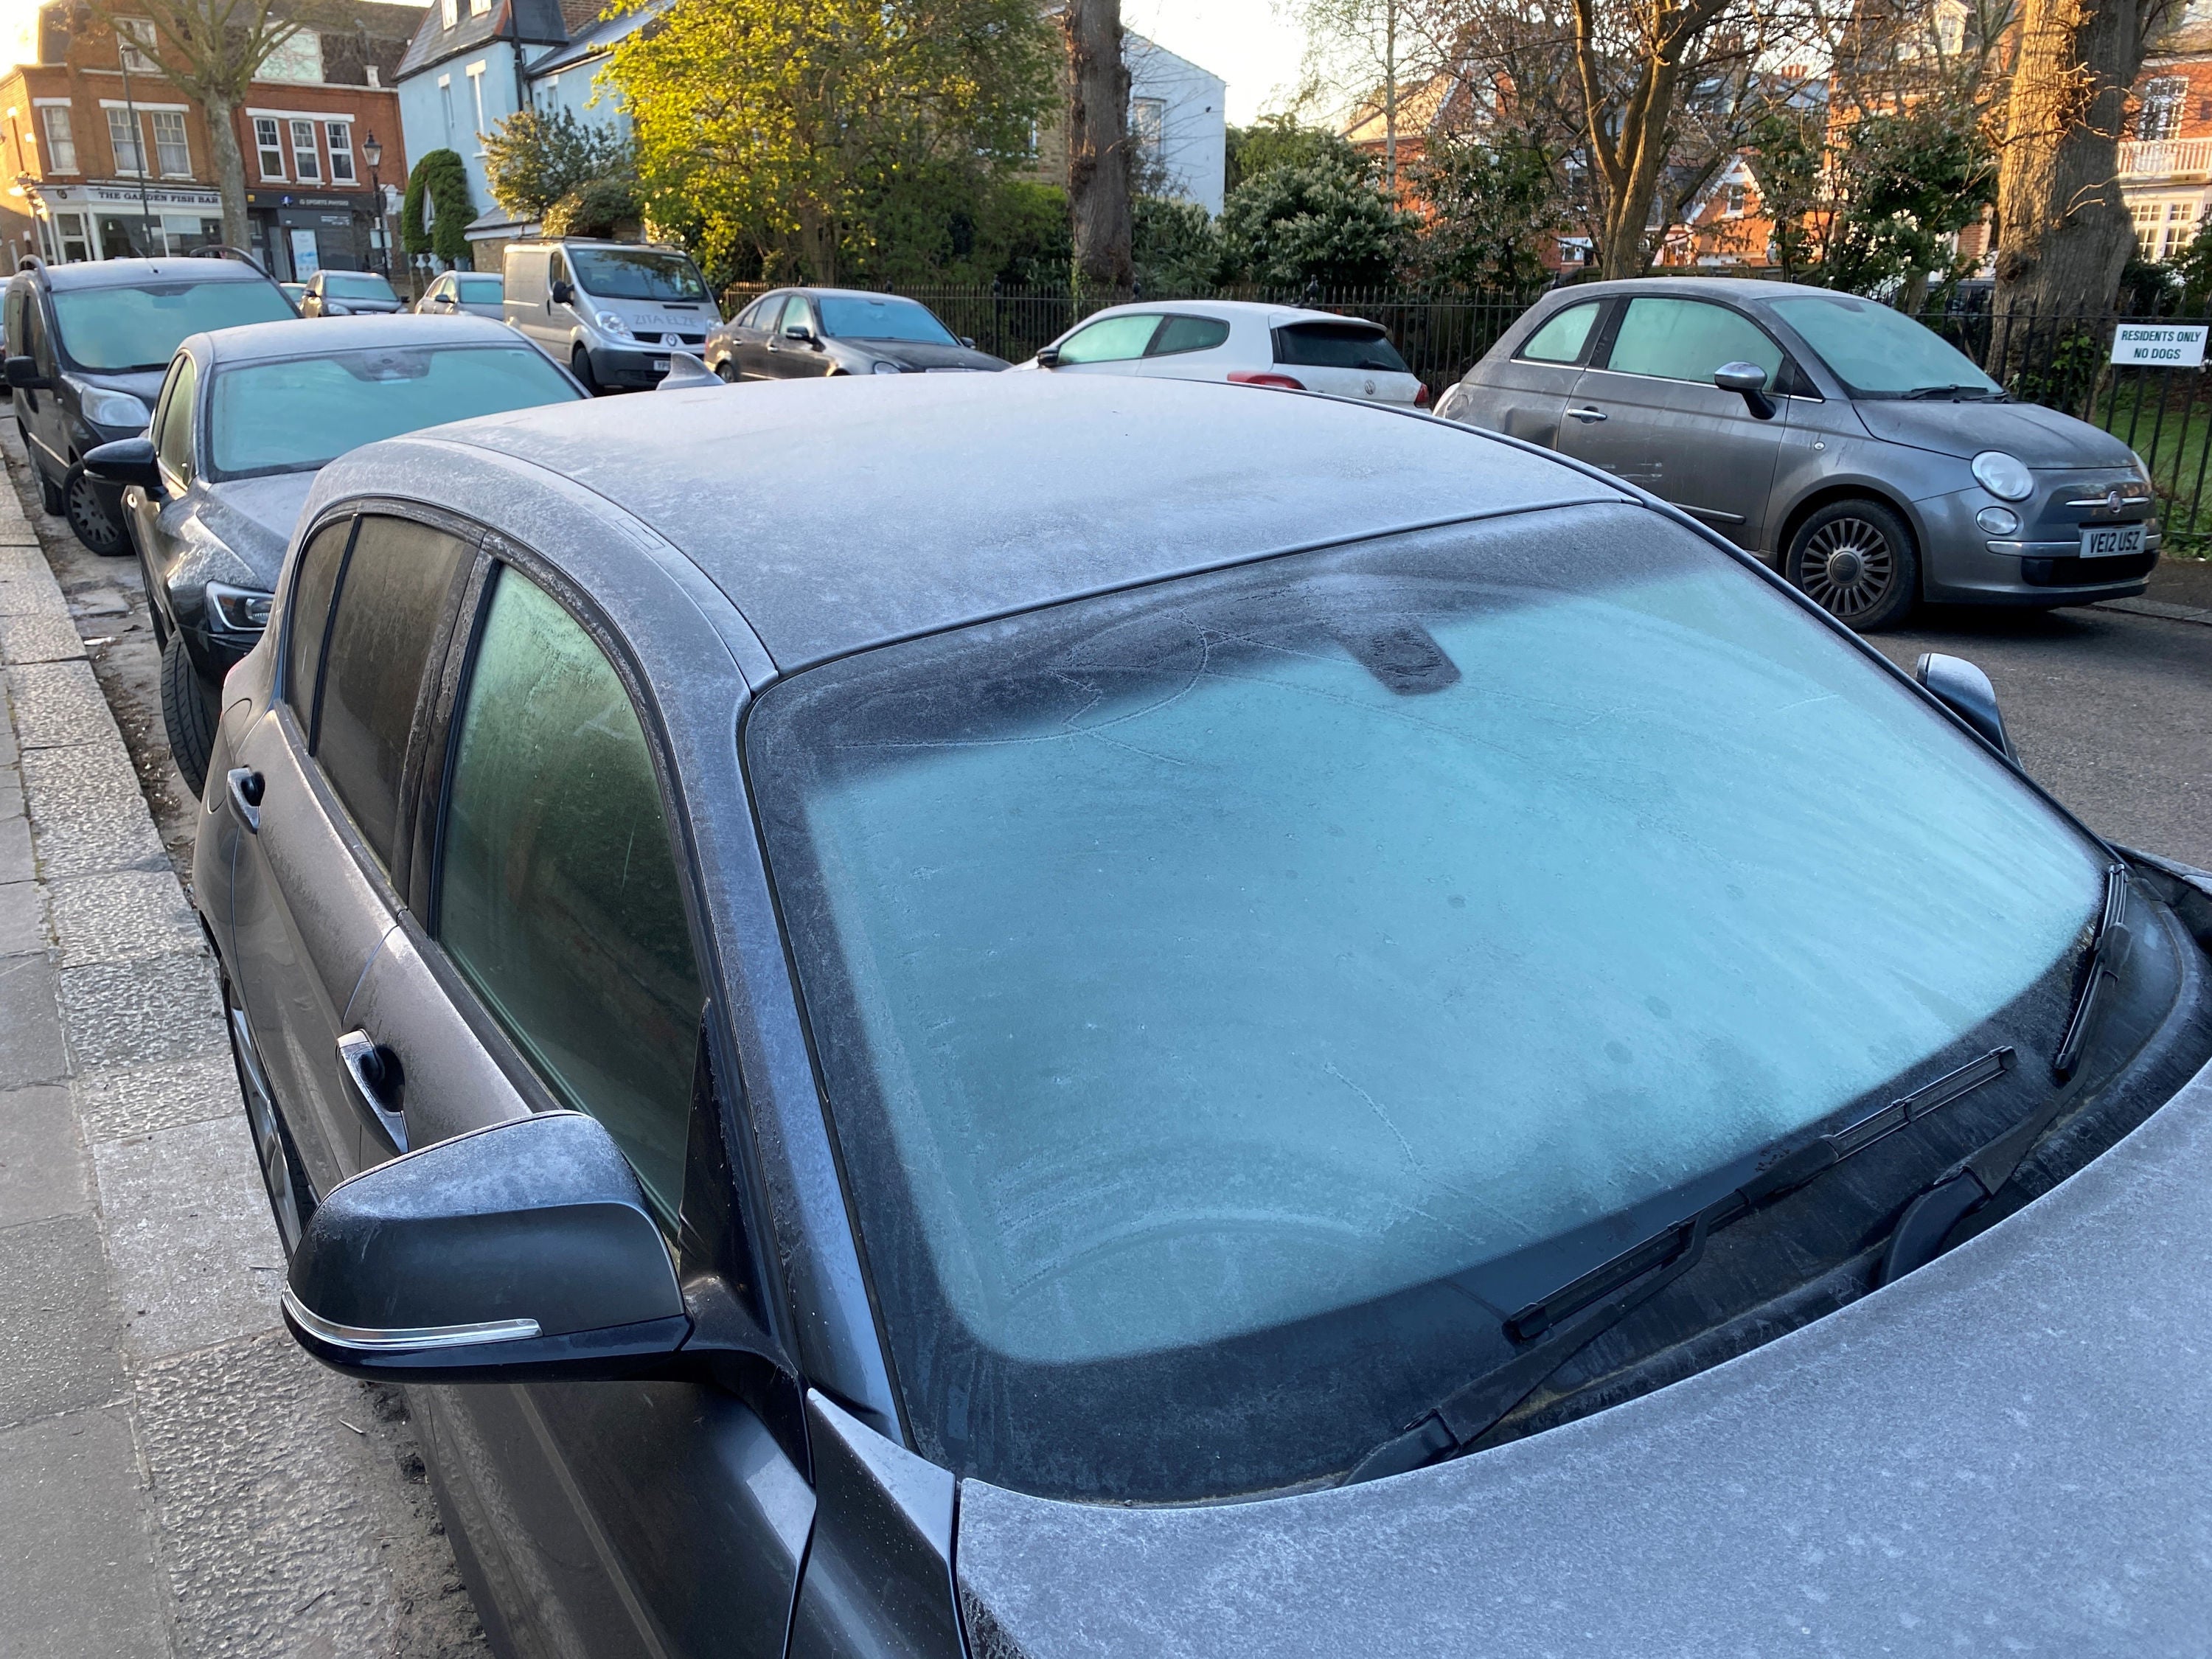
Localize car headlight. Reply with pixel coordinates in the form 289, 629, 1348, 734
204, 581, 274, 633
74, 383, 150, 430
871, 360, 902, 375
596, 311, 632, 339
1971, 450, 2034, 501
2130, 448, 2152, 484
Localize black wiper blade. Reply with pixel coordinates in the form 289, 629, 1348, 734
1881, 863, 2132, 1284
1343, 1044, 2017, 1486
1903, 383, 1984, 400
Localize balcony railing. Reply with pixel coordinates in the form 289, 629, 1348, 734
2120, 136, 2212, 179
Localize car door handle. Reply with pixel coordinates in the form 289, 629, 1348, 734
1568, 406, 1608, 423
337, 1028, 407, 1152
225, 768, 262, 832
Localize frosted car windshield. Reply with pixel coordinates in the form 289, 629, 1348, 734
816, 296, 958, 345
208, 344, 579, 478
748, 502, 2106, 1502
1770, 293, 2005, 399
52, 279, 293, 372
567, 248, 709, 302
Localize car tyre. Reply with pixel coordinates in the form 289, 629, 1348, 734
160, 630, 219, 799
571, 345, 601, 396
1786, 498, 1918, 632
63, 461, 129, 555
714, 358, 739, 383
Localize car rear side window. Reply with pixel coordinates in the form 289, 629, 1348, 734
1517, 301, 1603, 364
313, 515, 470, 867
1273, 321, 1411, 373
1150, 315, 1230, 356
1604, 297, 1782, 384
436, 567, 703, 1223
283, 516, 354, 731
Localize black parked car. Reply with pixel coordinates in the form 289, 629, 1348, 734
296, 268, 407, 316
203, 374, 2212, 1656
705, 287, 1005, 380
3, 252, 293, 553
83, 313, 583, 796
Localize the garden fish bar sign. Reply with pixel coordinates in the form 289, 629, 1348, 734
2111, 324, 2210, 367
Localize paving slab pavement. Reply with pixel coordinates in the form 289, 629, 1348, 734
0, 422, 486, 1658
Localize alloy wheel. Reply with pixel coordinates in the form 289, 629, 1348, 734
1797, 515, 1895, 621
64, 465, 126, 554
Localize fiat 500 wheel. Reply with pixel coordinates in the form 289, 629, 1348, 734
1786, 498, 1919, 632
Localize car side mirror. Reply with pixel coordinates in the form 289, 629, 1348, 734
1034, 346, 1060, 369
551, 279, 575, 305
1714, 361, 1775, 420
783, 323, 817, 345
4, 355, 51, 391
83, 434, 162, 492
1916, 653, 2017, 762
282, 1110, 696, 1382
959, 335, 976, 350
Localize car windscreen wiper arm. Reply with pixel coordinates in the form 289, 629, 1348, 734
1880, 863, 2132, 1284
1343, 1044, 2017, 1486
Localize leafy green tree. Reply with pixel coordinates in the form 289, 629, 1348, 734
605, 0, 1056, 283
1133, 195, 1225, 291
402, 150, 476, 268
1407, 137, 1556, 290
544, 176, 644, 239
1224, 115, 1360, 193
1826, 108, 1995, 309
1220, 150, 1417, 288
484, 108, 634, 220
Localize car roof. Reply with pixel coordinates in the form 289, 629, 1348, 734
311, 372, 1626, 672
1535, 276, 1829, 307
20, 257, 276, 292
192, 313, 532, 366
1079, 298, 1387, 329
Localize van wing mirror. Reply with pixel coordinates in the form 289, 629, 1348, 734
552, 279, 574, 305
5, 355, 51, 391
1915, 653, 2017, 762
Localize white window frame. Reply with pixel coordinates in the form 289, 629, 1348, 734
37, 102, 77, 174
105, 106, 146, 177
289, 117, 320, 182
116, 16, 159, 74
254, 115, 285, 180
466, 60, 487, 150
439, 74, 455, 145
325, 119, 355, 184
149, 108, 189, 178
441, 0, 457, 27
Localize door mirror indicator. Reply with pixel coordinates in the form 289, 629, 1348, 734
5, 355, 51, 391
1915, 653, 2017, 762
83, 435, 162, 491
1714, 361, 1775, 420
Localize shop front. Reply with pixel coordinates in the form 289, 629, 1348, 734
244, 189, 387, 282
27, 181, 225, 262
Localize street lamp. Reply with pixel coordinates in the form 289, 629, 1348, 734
361, 131, 386, 276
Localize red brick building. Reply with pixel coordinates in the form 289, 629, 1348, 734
0, 0, 418, 279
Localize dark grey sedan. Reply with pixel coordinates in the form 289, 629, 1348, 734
198, 373, 2212, 1655
1437, 278, 2158, 629
705, 287, 1005, 380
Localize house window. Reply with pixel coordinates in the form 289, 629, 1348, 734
254, 116, 285, 178
1130, 96, 1164, 166
441, 0, 457, 26
116, 17, 158, 74
467, 62, 487, 145
260, 31, 323, 84
290, 118, 320, 181
1726, 182, 1747, 216
469, 0, 491, 13
150, 109, 189, 176
106, 107, 147, 176
1933, 0, 1966, 55
39, 106, 77, 173
326, 121, 355, 183
2139, 77, 2188, 143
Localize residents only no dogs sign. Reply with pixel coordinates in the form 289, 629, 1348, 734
2111, 323, 2210, 367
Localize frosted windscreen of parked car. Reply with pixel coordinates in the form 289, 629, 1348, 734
817, 295, 959, 345
1770, 293, 2003, 399
51, 279, 294, 372
206, 344, 580, 479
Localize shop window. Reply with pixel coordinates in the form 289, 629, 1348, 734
52, 210, 91, 263
290, 119, 320, 182
38, 106, 76, 173
254, 116, 285, 179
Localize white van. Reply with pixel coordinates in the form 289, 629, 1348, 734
503, 238, 718, 393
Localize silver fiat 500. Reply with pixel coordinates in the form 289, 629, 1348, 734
1436, 278, 2157, 630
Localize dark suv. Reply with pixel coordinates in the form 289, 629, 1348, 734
4, 252, 294, 553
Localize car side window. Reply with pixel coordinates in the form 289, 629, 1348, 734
1055, 313, 1161, 364
313, 515, 470, 868
1149, 315, 1231, 357
282, 516, 355, 731
779, 294, 812, 335
153, 355, 195, 487
1604, 297, 1783, 384
1517, 302, 1604, 365
436, 566, 703, 1222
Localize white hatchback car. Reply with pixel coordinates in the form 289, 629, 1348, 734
1023, 299, 1429, 406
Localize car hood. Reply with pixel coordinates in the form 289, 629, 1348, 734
958, 874, 2212, 1657
839, 339, 1008, 372
198, 472, 319, 585
1851, 397, 2139, 467
73, 366, 168, 404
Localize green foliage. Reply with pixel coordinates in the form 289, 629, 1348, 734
1407, 137, 1554, 291
401, 150, 476, 268
1224, 114, 1360, 194
2008, 325, 2104, 412
1220, 150, 1417, 288
1745, 107, 1826, 280
2167, 220, 2212, 309
543, 175, 644, 239
1823, 109, 1994, 300
484, 108, 634, 220
1133, 195, 1225, 291
2118, 254, 2180, 315
984, 181, 1074, 288
607, 0, 1057, 284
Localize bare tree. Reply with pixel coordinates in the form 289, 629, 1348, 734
1065, 0, 1134, 296
1295, 0, 1444, 189
78, 0, 316, 251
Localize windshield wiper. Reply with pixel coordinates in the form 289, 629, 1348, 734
1881, 863, 2132, 1282
1902, 383, 2003, 401
1342, 1044, 2017, 1486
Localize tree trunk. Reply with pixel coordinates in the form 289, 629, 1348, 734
201, 88, 251, 253
1591, 66, 1680, 280
1993, 0, 2146, 338
1382, 4, 1399, 191
1064, 0, 1133, 299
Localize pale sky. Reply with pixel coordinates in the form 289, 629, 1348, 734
0, 0, 1310, 125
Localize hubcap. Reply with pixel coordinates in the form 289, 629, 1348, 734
1799, 516, 1893, 619
67, 472, 117, 546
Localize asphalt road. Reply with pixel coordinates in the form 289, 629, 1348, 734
1868, 561, 2212, 870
